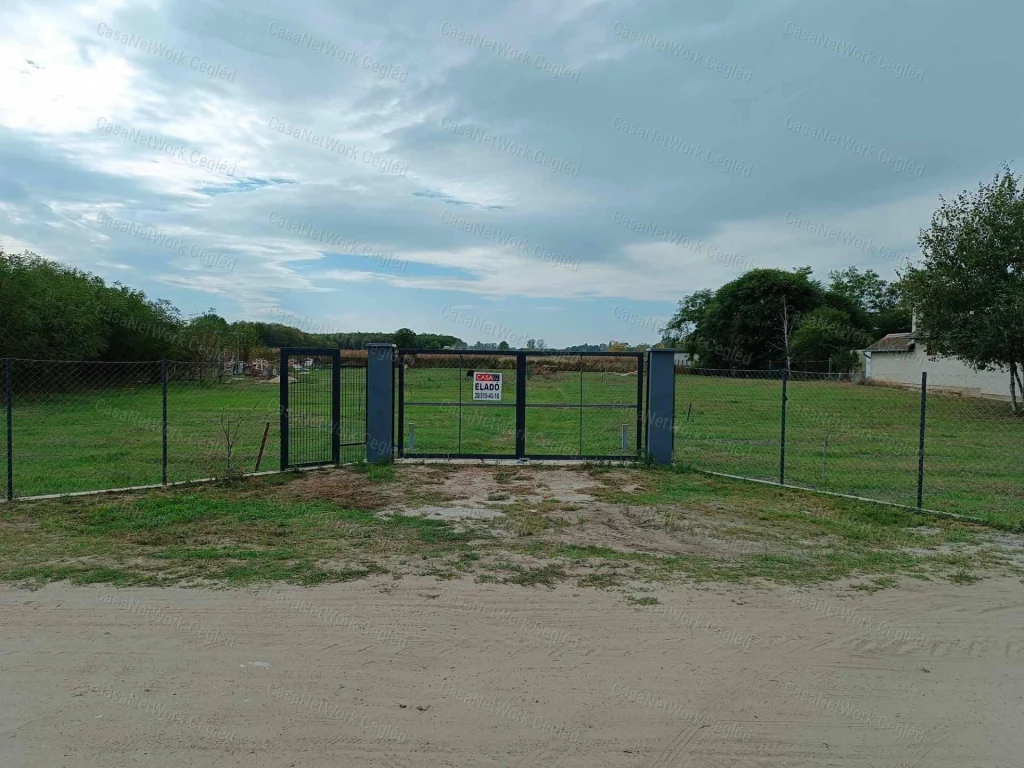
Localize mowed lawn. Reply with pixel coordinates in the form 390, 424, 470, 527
673, 374, 1024, 527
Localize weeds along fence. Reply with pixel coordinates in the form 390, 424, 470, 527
0, 357, 367, 500
673, 368, 1024, 528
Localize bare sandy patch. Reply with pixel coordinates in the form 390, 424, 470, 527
2, 576, 1021, 766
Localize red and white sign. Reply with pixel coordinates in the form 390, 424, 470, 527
472, 372, 503, 401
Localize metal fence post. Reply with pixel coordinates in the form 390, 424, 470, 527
917, 371, 927, 509
515, 353, 527, 458
779, 369, 789, 485
331, 350, 341, 465
280, 349, 289, 471
5, 358, 12, 501
161, 360, 168, 485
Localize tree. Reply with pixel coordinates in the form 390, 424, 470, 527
498, 341, 510, 350
607, 340, 629, 352
771, 299, 799, 372
535, 339, 546, 350
902, 167, 1024, 412
393, 328, 417, 348
183, 311, 231, 365
790, 307, 860, 370
667, 268, 824, 368
828, 267, 908, 340
526, 339, 537, 349
660, 290, 713, 347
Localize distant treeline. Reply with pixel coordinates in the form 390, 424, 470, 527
0, 249, 462, 362
252, 323, 461, 351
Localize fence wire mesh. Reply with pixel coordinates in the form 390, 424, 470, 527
920, 373, 1024, 524
13, 360, 164, 496
2, 357, 366, 500
165, 361, 281, 483
673, 368, 1024, 527
674, 369, 786, 483
400, 352, 519, 456
784, 374, 920, 506
397, 352, 641, 458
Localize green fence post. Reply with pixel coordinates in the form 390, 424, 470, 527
5, 358, 12, 501
161, 360, 168, 485
779, 369, 788, 485
917, 371, 927, 509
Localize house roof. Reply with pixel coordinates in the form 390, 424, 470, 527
864, 332, 916, 353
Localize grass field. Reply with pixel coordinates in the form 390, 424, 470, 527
4, 367, 365, 498
674, 374, 1024, 528
3, 361, 1022, 528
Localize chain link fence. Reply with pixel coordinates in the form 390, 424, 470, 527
2, 357, 365, 500
674, 368, 1024, 528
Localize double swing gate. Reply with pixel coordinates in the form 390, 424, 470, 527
396, 350, 644, 460
279, 348, 367, 469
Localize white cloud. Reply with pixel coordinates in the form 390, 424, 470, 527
1, 0, 1021, 345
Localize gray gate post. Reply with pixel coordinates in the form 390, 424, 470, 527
645, 349, 676, 465
365, 343, 395, 463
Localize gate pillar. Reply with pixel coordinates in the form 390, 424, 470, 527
645, 349, 677, 465
366, 343, 395, 463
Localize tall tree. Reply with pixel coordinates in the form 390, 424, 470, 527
790, 307, 861, 370
828, 267, 908, 339
393, 328, 417, 348
660, 290, 713, 347
902, 167, 1024, 411
666, 268, 823, 368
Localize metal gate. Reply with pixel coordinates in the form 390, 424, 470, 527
279, 348, 366, 469
396, 350, 643, 460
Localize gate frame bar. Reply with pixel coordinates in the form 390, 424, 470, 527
280, 347, 343, 471
396, 349, 644, 461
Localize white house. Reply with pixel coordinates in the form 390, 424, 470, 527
862, 330, 1012, 401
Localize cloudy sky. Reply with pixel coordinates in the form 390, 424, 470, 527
0, 0, 1019, 347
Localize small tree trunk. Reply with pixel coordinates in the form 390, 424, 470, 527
781, 302, 793, 373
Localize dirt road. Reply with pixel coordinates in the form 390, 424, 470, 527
2, 576, 1021, 767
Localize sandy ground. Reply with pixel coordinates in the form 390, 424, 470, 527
2, 576, 1022, 767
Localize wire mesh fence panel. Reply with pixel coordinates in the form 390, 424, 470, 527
583, 407, 638, 457
921, 375, 1024, 527
166, 361, 280, 482
673, 370, 784, 482
2, 360, 10, 499
286, 354, 338, 466
522, 355, 641, 458
11, 360, 164, 496
339, 362, 367, 465
456, 355, 517, 455
524, 356, 583, 456
400, 352, 518, 456
1, 353, 360, 499
458, 406, 517, 455
784, 376, 921, 506
580, 356, 641, 457
526, 407, 580, 456
401, 353, 464, 455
